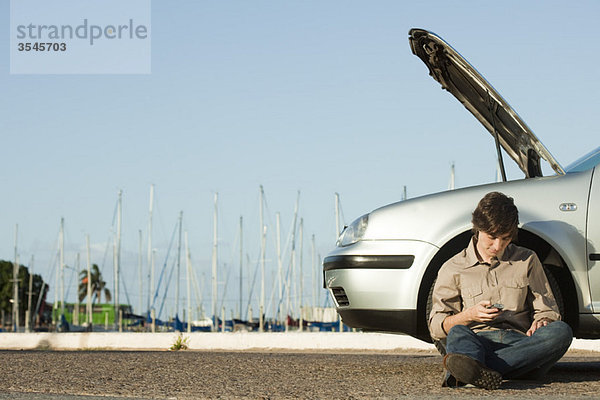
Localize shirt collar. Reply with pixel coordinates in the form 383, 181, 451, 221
464, 235, 514, 268
464, 237, 481, 268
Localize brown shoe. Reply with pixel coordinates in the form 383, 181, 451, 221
441, 371, 466, 388
443, 353, 502, 390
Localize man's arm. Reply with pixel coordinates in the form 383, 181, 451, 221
428, 264, 462, 340
442, 301, 502, 333
525, 253, 562, 335
429, 261, 503, 339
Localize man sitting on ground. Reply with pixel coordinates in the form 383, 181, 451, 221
429, 191, 573, 389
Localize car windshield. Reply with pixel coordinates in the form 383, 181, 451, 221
565, 146, 600, 173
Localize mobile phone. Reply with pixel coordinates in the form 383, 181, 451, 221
487, 303, 504, 310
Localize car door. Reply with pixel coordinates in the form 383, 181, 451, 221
588, 167, 600, 312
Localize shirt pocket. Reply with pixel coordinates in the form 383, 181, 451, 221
501, 278, 529, 310
462, 284, 484, 309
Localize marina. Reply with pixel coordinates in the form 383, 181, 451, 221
2, 185, 345, 335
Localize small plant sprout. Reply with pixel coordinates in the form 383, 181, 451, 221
169, 334, 190, 351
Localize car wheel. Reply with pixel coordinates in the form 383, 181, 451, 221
543, 265, 565, 318
425, 265, 565, 357
425, 278, 446, 356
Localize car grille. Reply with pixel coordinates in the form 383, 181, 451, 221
331, 287, 349, 307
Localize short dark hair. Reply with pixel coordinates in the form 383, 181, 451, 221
472, 192, 519, 238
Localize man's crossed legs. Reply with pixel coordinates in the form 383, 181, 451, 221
443, 321, 573, 389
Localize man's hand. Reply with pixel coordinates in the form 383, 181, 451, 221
442, 300, 502, 333
466, 301, 503, 323
527, 318, 553, 336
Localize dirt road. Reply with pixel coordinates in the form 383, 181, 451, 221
1, 349, 599, 399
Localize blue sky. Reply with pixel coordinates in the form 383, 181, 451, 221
2, 1, 599, 320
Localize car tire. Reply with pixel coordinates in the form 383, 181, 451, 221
425, 278, 447, 356
543, 265, 565, 318
425, 264, 565, 356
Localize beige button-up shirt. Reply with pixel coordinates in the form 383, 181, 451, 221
428, 237, 561, 341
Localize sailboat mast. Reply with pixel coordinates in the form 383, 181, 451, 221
276, 212, 282, 315
286, 191, 300, 328
12, 224, 19, 331
239, 216, 243, 320
138, 229, 143, 315
334, 193, 341, 239
211, 193, 218, 331
311, 234, 316, 308
74, 253, 80, 326
53, 233, 58, 324
86, 235, 92, 325
259, 185, 265, 331
151, 249, 156, 314
15, 254, 20, 328
114, 190, 122, 331
317, 253, 322, 307
298, 218, 304, 329
185, 231, 192, 333
60, 218, 65, 319
26, 255, 34, 332
147, 184, 154, 311
176, 211, 183, 321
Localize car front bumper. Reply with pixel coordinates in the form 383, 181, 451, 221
323, 240, 438, 332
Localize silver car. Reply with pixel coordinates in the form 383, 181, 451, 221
323, 28, 600, 344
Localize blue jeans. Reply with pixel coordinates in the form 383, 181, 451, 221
445, 321, 573, 379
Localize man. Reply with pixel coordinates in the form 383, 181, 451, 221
429, 191, 573, 390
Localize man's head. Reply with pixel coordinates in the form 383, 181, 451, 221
472, 192, 519, 261
472, 191, 519, 238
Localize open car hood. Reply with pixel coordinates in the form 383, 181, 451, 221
409, 28, 564, 177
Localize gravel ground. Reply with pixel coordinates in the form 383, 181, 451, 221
1, 349, 599, 399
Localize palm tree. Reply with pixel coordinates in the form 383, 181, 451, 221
79, 264, 111, 304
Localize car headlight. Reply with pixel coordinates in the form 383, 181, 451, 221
336, 214, 369, 247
